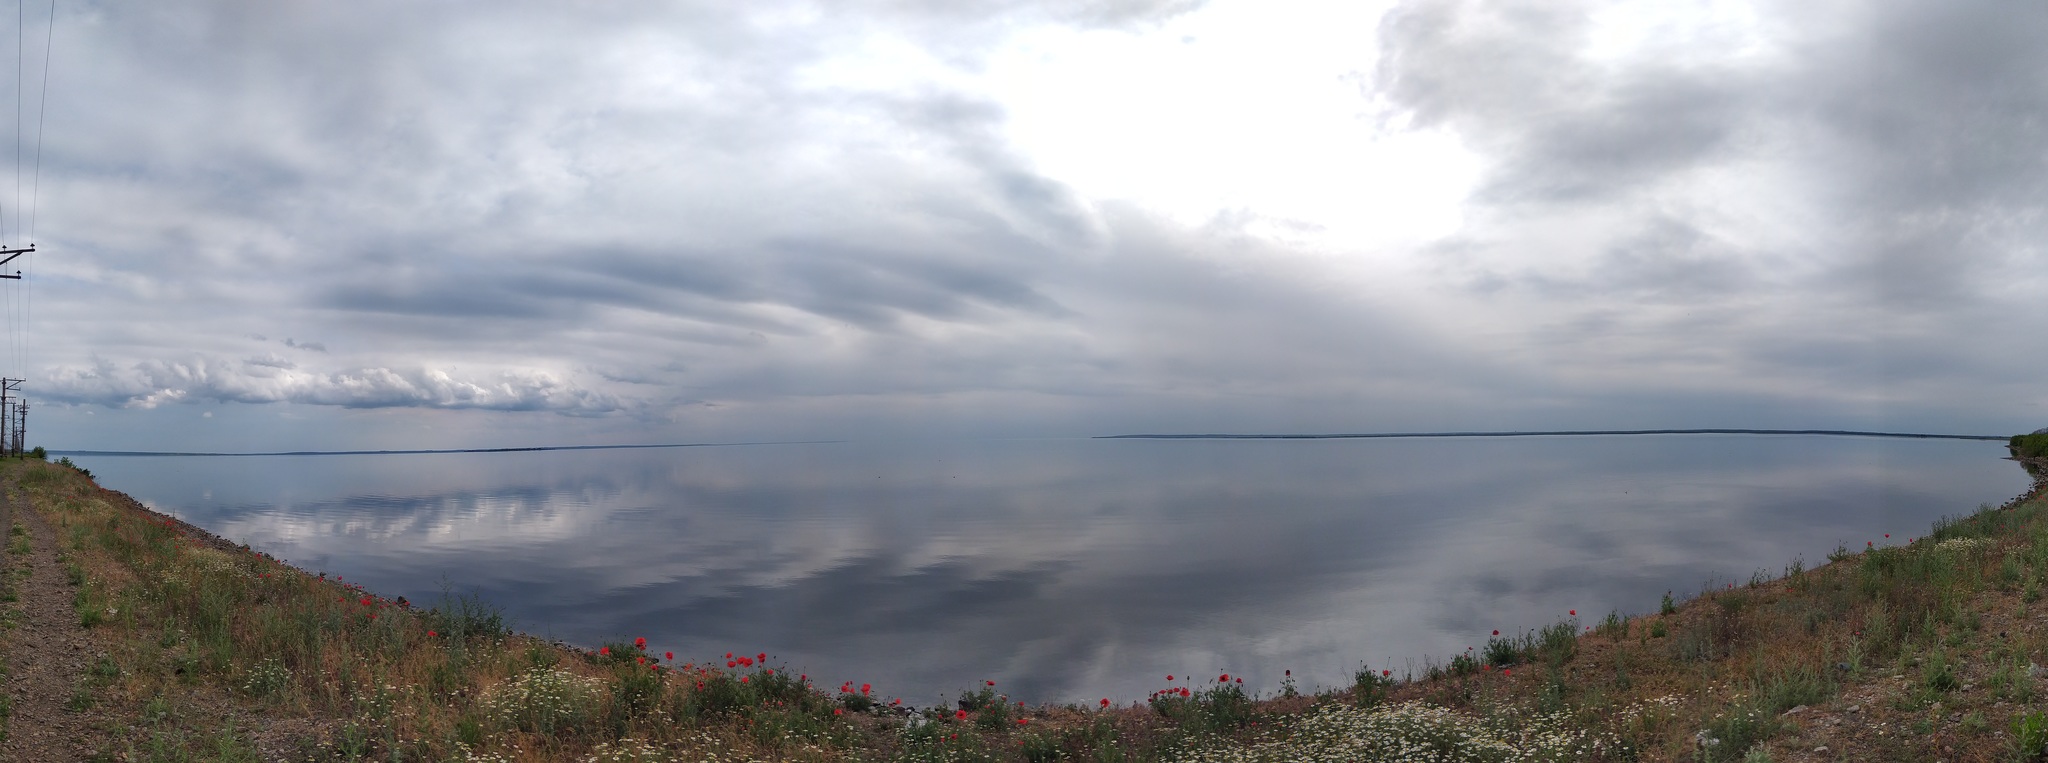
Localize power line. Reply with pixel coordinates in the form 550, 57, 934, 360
23, 0, 47, 382
28, 0, 48, 243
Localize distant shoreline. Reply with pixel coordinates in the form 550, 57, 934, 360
50, 429, 2009, 457
1098, 428, 2008, 441
49, 440, 845, 458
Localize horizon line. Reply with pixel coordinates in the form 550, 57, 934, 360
44, 428, 2018, 457
49, 440, 847, 457
1097, 428, 2011, 441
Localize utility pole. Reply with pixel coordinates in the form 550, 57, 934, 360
0, 245, 29, 279
0, 378, 18, 458
0, 245, 32, 458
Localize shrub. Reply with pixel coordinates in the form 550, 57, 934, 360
1482, 632, 1528, 668
1351, 666, 1395, 708
1697, 703, 1783, 763
1537, 620, 1578, 666
427, 589, 508, 645
1755, 666, 1831, 714
2012, 710, 2048, 761
242, 657, 291, 699
2013, 433, 2048, 459
481, 668, 603, 735
1598, 609, 1627, 639
1148, 680, 1254, 735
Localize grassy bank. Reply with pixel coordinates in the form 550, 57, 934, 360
4, 451, 2048, 761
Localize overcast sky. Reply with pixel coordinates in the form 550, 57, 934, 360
8, 0, 2044, 451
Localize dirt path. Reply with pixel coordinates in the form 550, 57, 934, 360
0, 475, 119, 761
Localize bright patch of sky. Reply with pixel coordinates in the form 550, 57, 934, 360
986, 0, 1478, 261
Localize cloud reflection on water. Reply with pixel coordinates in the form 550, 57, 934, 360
75, 436, 2029, 704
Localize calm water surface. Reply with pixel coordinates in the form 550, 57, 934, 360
66, 435, 2029, 705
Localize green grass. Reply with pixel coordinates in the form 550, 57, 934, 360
11, 449, 2048, 761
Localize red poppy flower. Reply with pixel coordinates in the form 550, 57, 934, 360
1885, 534, 1890, 538
740, 676, 749, 683
1100, 698, 1110, 707
1504, 669, 1512, 676
637, 657, 646, 665
861, 683, 871, 694
800, 674, 807, 682
956, 709, 968, 719
1569, 610, 1576, 616
1382, 670, 1391, 677
600, 646, 611, 656
1218, 674, 1229, 682
765, 669, 773, 675
834, 708, 843, 715
986, 680, 995, 686
427, 630, 437, 637
892, 699, 902, 706
758, 652, 767, 663
1017, 718, 1028, 725
635, 637, 647, 649
1166, 675, 1174, 681
1179, 688, 1190, 697
725, 652, 734, 659
727, 661, 736, 668
665, 652, 673, 660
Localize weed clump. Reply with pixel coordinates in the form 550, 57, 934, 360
482, 667, 604, 735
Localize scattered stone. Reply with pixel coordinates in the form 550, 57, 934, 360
1694, 730, 1721, 749
1848, 704, 1863, 713
1962, 683, 1975, 692
1835, 661, 1851, 672
2029, 662, 2045, 679
1814, 747, 1829, 754
1783, 705, 1807, 716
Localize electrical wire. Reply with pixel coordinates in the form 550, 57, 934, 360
23, 0, 48, 382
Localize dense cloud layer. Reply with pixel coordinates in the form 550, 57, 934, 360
10, 0, 2045, 448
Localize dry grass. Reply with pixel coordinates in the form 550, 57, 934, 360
14, 453, 2048, 761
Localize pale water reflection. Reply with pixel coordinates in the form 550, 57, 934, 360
66, 435, 2028, 705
